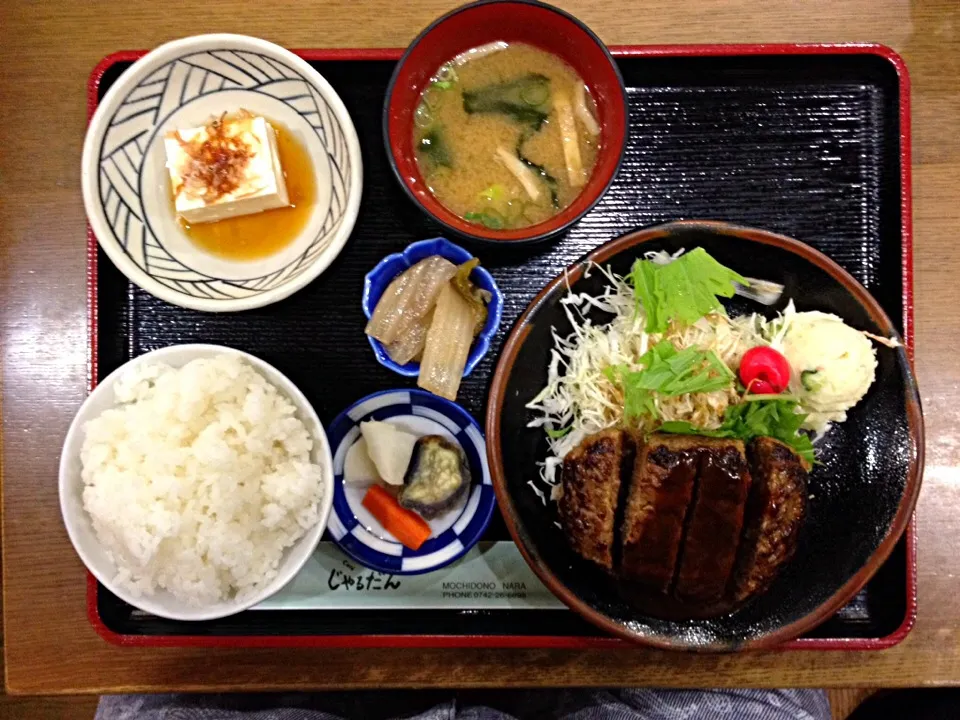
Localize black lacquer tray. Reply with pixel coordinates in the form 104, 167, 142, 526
86, 44, 914, 649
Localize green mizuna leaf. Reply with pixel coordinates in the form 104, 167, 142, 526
658, 398, 815, 466
626, 248, 749, 333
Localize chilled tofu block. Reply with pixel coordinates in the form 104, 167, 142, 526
164, 113, 290, 224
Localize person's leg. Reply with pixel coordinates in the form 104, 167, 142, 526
97, 688, 831, 720
96, 692, 454, 720
550, 688, 830, 720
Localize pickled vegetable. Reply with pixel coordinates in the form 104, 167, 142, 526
365, 256, 457, 346
363, 485, 432, 550
344, 437, 380, 484
359, 420, 418, 486
418, 283, 476, 400
400, 435, 471, 519
384, 310, 432, 365
451, 259, 491, 336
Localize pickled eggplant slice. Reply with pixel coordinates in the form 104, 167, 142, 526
399, 435, 471, 519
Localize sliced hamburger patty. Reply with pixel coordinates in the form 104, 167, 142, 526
558, 429, 635, 571
620, 434, 698, 593
558, 429, 806, 608
731, 436, 808, 602
673, 438, 752, 603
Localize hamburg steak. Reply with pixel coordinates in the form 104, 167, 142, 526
731, 436, 808, 601
557, 428, 808, 612
558, 429, 634, 571
673, 438, 752, 603
620, 434, 698, 593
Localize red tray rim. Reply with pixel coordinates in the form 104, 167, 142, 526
85, 42, 916, 652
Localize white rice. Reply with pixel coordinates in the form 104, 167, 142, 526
80, 354, 324, 606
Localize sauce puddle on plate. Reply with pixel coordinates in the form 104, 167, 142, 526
177, 121, 316, 261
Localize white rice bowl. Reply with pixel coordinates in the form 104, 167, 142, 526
59, 345, 333, 621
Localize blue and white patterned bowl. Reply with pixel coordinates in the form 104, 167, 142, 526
327, 389, 496, 575
81, 34, 362, 312
362, 238, 503, 377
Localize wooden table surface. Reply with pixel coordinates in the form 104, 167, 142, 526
3, 0, 959, 696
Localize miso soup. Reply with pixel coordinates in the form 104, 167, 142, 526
413, 42, 601, 231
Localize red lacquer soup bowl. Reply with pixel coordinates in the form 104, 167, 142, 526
383, 0, 628, 245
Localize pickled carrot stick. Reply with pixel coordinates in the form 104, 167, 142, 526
362, 485, 432, 551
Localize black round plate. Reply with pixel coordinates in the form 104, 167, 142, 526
486, 221, 924, 651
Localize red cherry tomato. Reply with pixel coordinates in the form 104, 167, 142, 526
739, 346, 791, 395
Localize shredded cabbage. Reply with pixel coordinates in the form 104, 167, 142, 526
526, 260, 768, 491
527, 253, 884, 498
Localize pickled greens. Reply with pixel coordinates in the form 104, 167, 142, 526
365, 256, 457, 346
370, 253, 492, 401
418, 283, 476, 401
384, 311, 431, 365
451, 258, 491, 336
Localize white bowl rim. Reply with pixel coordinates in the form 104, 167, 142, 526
59, 343, 335, 621
81, 34, 363, 313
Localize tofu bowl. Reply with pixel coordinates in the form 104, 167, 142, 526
82, 34, 363, 312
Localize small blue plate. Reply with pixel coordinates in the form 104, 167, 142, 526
361, 238, 503, 377
327, 389, 495, 575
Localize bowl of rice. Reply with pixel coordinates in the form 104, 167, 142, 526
59, 344, 333, 621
